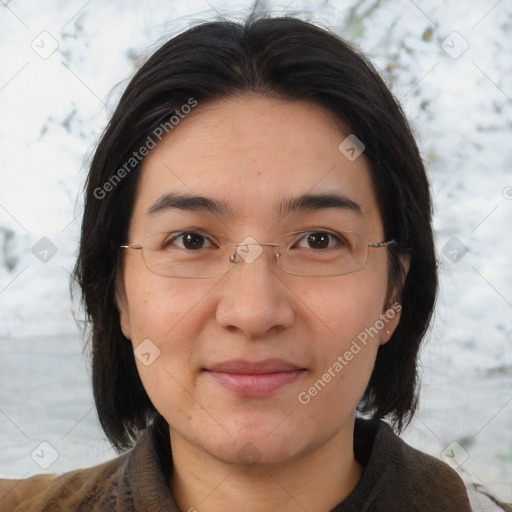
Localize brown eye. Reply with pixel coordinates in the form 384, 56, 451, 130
181, 232, 206, 250
164, 232, 214, 250
179, 233, 207, 250
294, 232, 344, 250
306, 232, 330, 249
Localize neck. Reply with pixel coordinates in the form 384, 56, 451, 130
169, 419, 362, 512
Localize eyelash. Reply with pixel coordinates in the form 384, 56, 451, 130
164, 232, 218, 249
163, 230, 347, 250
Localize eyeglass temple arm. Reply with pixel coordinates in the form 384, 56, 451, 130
368, 240, 395, 248
120, 244, 142, 250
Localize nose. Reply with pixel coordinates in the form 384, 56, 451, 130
215, 243, 295, 338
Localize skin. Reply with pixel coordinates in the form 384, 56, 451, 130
117, 94, 405, 512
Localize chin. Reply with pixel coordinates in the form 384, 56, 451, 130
210, 438, 304, 467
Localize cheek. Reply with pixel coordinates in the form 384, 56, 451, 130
301, 269, 388, 344
297, 270, 388, 399
124, 270, 203, 341
123, 274, 209, 389
125, 281, 204, 417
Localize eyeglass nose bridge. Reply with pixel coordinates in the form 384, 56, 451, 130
228, 241, 281, 265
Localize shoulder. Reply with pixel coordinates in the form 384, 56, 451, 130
353, 419, 472, 511
1, 473, 57, 512
0, 420, 175, 512
0, 453, 128, 512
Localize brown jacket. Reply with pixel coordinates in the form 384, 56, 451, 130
0, 417, 471, 511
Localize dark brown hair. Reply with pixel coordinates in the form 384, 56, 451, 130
73, 14, 437, 452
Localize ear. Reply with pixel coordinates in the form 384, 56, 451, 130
380, 252, 410, 345
379, 302, 403, 345
115, 273, 132, 341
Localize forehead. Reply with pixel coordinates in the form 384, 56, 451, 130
130, 95, 382, 232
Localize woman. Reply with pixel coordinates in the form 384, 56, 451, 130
0, 14, 472, 511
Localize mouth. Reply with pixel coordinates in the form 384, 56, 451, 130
203, 358, 307, 396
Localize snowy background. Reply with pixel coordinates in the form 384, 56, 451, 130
0, 0, 511, 508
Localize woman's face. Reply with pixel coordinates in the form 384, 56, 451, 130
117, 95, 401, 466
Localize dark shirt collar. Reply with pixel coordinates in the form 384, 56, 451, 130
140, 415, 471, 511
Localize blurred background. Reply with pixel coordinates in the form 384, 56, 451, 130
1, 0, 511, 507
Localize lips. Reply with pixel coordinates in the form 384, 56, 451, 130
203, 358, 307, 396
205, 358, 304, 374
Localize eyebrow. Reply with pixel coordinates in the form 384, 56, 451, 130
146, 192, 362, 218
276, 192, 363, 216
147, 193, 233, 217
